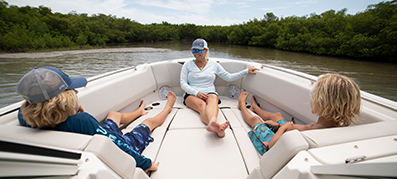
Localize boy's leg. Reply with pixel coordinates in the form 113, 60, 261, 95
106, 100, 147, 127
141, 92, 176, 131
250, 96, 284, 122
239, 92, 262, 128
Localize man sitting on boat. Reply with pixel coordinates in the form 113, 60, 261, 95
180, 38, 259, 138
238, 74, 362, 155
16, 67, 176, 172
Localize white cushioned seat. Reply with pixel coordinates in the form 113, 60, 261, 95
259, 130, 309, 179
301, 120, 397, 148
0, 125, 91, 151
85, 134, 149, 179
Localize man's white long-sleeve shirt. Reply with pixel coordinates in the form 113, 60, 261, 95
180, 59, 248, 96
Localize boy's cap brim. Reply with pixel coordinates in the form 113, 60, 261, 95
67, 77, 87, 90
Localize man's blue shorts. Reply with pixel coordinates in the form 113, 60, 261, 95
183, 92, 221, 105
101, 119, 154, 154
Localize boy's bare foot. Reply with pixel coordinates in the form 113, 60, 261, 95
138, 100, 148, 116
250, 96, 259, 112
238, 92, 249, 110
165, 91, 176, 112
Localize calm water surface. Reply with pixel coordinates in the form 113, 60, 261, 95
0, 41, 396, 109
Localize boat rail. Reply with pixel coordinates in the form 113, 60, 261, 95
87, 66, 138, 83
0, 108, 19, 117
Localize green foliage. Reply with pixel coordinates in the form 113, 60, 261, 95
265, 1, 396, 60
0, 0, 396, 61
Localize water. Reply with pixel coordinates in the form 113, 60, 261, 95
1, 41, 396, 109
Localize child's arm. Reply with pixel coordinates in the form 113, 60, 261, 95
287, 124, 310, 132
269, 122, 293, 149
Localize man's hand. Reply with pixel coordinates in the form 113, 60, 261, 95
197, 92, 208, 101
248, 66, 260, 74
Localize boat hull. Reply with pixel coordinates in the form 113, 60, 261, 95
1, 58, 396, 179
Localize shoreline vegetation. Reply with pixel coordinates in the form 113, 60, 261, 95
0, 0, 396, 62
0, 47, 170, 58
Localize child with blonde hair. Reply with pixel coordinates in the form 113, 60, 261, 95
238, 73, 361, 155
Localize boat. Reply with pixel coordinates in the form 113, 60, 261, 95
0, 58, 396, 179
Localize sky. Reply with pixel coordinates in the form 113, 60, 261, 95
6, 0, 386, 26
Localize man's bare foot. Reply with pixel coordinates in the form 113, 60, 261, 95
206, 121, 221, 132
138, 100, 148, 116
206, 120, 229, 138
238, 92, 249, 110
217, 121, 230, 138
165, 91, 176, 112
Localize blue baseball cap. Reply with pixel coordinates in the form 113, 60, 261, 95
191, 38, 208, 50
16, 67, 87, 103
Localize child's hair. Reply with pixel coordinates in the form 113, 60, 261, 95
310, 74, 361, 126
20, 90, 79, 128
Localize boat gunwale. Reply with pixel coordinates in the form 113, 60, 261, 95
1, 58, 396, 118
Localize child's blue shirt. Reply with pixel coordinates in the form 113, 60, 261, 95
18, 111, 152, 170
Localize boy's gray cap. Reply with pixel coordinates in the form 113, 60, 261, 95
16, 67, 87, 104
191, 38, 208, 50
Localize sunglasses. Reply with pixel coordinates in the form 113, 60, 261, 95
191, 49, 203, 54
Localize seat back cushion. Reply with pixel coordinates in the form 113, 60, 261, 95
301, 120, 397, 148
0, 125, 91, 151
260, 130, 309, 179
85, 134, 137, 179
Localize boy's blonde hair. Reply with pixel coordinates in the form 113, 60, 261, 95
310, 74, 361, 126
20, 90, 79, 129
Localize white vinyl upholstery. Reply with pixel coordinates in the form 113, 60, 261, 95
215, 60, 249, 96
242, 67, 316, 124
0, 125, 150, 179
85, 135, 149, 179
150, 60, 184, 96
78, 65, 157, 122
0, 125, 91, 151
301, 120, 397, 148
259, 130, 309, 179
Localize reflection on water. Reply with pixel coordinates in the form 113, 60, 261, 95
0, 41, 396, 109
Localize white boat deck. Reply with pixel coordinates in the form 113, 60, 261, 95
121, 96, 260, 179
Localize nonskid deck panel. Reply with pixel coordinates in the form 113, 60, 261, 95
122, 96, 261, 178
